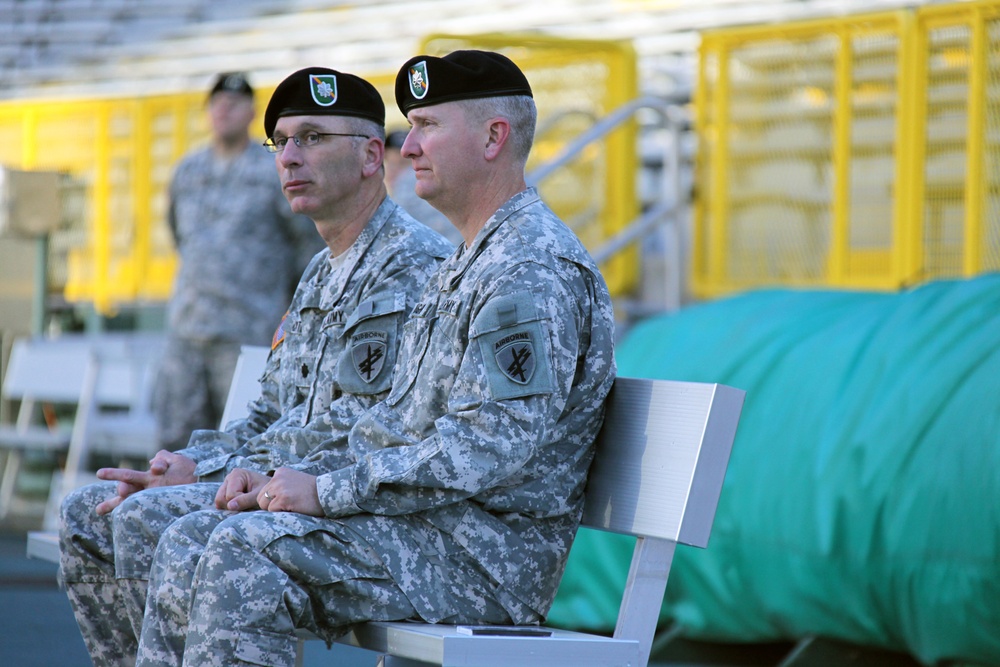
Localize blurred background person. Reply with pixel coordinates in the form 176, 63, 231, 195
154, 72, 323, 451
384, 128, 463, 246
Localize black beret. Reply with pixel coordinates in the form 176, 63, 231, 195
395, 50, 532, 116
209, 72, 253, 99
264, 67, 385, 138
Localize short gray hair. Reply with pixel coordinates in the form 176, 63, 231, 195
462, 95, 537, 164
343, 116, 386, 143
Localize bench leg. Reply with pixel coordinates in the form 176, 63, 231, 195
0, 450, 23, 520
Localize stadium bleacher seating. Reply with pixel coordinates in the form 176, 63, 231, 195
0, 0, 915, 102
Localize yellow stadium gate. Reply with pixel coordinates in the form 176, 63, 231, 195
694, 0, 1000, 298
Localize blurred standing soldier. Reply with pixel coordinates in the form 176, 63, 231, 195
133, 50, 616, 666
154, 72, 323, 450
59, 67, 452, 667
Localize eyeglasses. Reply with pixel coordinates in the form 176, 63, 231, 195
263, 130, 370, 153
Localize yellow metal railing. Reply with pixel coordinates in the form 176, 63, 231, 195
694, 0, 1000, 298
0, 35, 637, 314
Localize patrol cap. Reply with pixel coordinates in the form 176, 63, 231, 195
263, 67, 385, 138
208, 72, 253, 100
395, 50, 532, 116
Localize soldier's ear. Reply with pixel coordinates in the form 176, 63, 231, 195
484, 117, 510, 162
363, 137, 385, 178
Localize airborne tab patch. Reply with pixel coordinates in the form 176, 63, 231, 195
351, 330, 387, 383
474, 320, 553, 401
494, 332, 535, 384
472, 291, 553, 400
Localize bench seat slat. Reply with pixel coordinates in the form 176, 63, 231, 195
0, 427, 72, 450
340, 622, 640, 667
26, 529, 60, 562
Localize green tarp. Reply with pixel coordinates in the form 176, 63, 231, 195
548, 274, 1000, 666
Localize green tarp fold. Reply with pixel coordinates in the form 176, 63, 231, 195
549, 274, 1000, 666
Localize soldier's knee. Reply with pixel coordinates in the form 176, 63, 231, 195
205, 517, 247, 548
158, 508, 217, 547
112, 490, 149, 530
59, 481, 113, 532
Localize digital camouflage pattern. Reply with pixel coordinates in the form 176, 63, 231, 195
135, 188, 617, 666
152, 338, 243, 452
180, 198, 452, 477
60, 199, 450, 667
60, 481, 221, 666
140, 508, 513, 666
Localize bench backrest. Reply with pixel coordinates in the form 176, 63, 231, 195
2, 334, 167, 527
583, 377, 745, 547
219, 345, 270, 427
579, 376, 744, 667
217, 359, 746, 550
88, 333, 166, 410
2, 337, 94, 407
2, 333, 166, 409
76, 333, 166, 465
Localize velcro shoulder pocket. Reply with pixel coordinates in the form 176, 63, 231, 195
471, 290, 554, 401
337, 293, 407, 395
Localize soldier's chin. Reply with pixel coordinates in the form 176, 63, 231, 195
413, 182, 436, 203
289, 198, 320, 218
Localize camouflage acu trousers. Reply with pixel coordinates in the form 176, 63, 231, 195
59, 481, 222, 667
136, 510, 516, 667
153, 336, 242, 450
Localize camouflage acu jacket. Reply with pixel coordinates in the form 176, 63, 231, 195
177, 198, 452, 476
316, 188, 617, 622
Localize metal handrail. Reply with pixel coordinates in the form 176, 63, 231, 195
527, 95, 687, 313
528, 95, 680, 184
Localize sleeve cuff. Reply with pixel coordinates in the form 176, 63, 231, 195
316, 467, 362, 518
194, 455, 229, 478
179, 430, 242, 464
